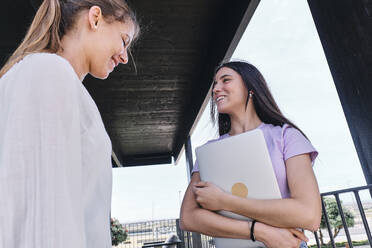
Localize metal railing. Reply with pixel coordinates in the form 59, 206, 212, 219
115, 185, 371, 248
113, 218, 212, 248
180, 185, 372, 248
180, 232, 214, 248
116, 219, 180, 248
313, 184, 372, 248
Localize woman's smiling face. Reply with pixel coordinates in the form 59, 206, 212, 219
213, 66, 249, 114
87, 17, 135, 79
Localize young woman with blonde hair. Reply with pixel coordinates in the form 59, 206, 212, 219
0, 0, 139, 247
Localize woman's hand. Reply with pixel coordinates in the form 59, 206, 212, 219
192, 181, 227, 211
255, 222, 308, 248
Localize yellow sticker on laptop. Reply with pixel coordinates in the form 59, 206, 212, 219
231, 182, 248, 198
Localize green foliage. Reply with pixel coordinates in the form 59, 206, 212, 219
318, 197, 355, 245
111, 217, 128, 246
320, 197, 355, 230
308, 240, 370, 247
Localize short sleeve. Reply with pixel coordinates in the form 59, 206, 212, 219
191, 160, 200, 174
0, 54, 86, 247
282, 125, 318, 163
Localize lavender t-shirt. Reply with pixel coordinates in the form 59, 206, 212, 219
192, 122, 318, 198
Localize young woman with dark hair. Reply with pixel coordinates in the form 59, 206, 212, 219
0, 0, 139, 247
180, 61, 321, 248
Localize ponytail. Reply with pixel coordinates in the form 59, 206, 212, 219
0, 0, 140, 78
0, 0, 62, 77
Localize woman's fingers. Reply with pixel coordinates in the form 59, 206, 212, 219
192, 184, 204, 196
288, 228, 308, 242
191, 185, 199, 194
194, 181, 208, 187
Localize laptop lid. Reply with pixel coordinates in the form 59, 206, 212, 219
195, 129, 281, 248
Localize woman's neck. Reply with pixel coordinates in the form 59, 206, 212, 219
58, 33, 88, 81
228, 104, 262, 136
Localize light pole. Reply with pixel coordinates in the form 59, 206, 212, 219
151, 200, 154, 221
178, 190, 182, 209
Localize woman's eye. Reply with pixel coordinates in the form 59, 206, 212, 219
223, 79, 230, 83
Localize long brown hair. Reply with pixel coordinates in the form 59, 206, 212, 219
211, 61, 308, 138
0, 0, 140, 77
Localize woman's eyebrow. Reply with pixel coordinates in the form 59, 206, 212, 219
219, 74, 232, 80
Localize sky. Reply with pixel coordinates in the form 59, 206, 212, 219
111, 0, 369, 223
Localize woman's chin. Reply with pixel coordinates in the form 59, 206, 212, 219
217, 105, 229, 114
218, 108, 236, 116
218, 110, 229, 115
91, 69, 110, 80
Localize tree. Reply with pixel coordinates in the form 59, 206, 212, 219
111, 217, 128, 246
318, 197, 355, 245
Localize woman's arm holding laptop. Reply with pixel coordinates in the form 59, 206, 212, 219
193, 153, 322, 232
180, 172, 308, 248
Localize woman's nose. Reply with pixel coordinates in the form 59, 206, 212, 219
119, 49, 129, 64
213, 82, 222, 93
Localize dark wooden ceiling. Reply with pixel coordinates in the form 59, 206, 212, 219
0, 0, 258, 167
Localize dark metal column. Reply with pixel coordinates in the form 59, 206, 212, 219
307, 0, 372, 187
185, 136, 194, 182
184, 136, 202, 248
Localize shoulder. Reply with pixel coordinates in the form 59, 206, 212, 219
258, 123, 285, 147
14, 53, 80, 94
261, 123, 284, 137
2, 53, 82, 110
22, 53, 71, 68
22, 53, 78, 80
262, 123, 305, 139
263, 123, 309, 147
279, 124, 318, 162
281, 124, 306, 141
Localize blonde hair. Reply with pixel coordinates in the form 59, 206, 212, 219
0, 0, 140, 77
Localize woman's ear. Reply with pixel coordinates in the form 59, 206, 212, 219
88, 6, 102, 30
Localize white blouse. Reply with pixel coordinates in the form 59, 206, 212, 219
0, 53, 113, 248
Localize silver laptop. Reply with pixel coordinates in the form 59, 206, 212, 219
195, 129, 282, 248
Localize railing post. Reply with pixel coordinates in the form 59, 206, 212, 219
313, 231, 321, 248
188, 232, 193, 248
334, 194, 353, 248
176, 219, 185, 248
353, 190, 372, 245
321, 196, 336, 248
184, 136, 203, 248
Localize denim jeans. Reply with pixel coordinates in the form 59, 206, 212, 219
299, 241, 308, 248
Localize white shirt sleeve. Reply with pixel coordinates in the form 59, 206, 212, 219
0, 54, 86, 248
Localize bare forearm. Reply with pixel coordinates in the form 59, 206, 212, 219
223, 195, 320, 231
181, 207, 250, 239
180, 173, 252, 239
181, 209, 310, 247
221, 156, 322, 231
